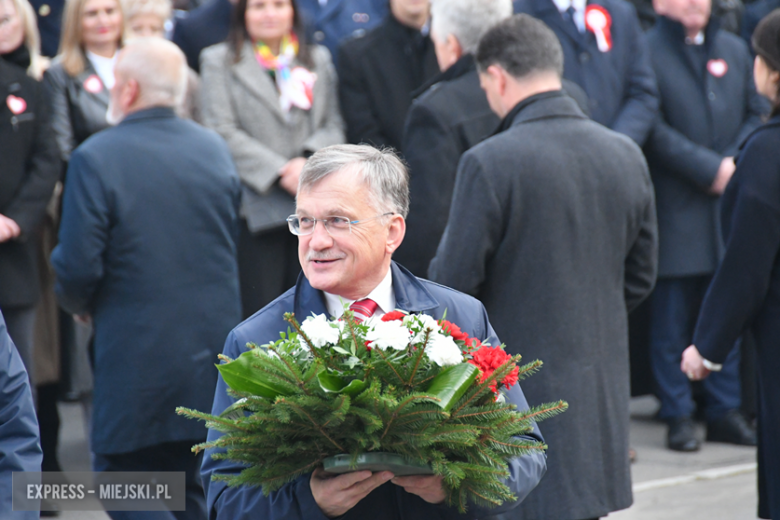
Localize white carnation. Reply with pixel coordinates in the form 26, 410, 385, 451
426, 333, 464, 366
299, 314, 340, 349
365, 320, 411, 351
406, 314, 441, 344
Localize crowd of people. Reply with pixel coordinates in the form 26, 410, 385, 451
1, 0, 780, 518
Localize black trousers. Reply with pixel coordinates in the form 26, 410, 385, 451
238, 220, 300, 319
92, 440, 206, 520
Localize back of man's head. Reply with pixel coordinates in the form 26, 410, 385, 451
115, 38, 188, 110
476, 14, 564, 80
430, 0, 512, 55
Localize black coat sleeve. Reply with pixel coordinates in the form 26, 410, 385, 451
4, 80, 61, 237
624, 166, 659, 312
337, 44, 391, 148
609, 6, 659, 146
692, 130, 780, 363
428, 152, 502, 296
397, 99, 463, 277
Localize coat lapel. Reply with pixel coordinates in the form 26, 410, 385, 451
317, 0, 346, 23
232, 41, 287, 122
292, 262, 440, 318
534, 0, 589, 50
75, 62, 110, 107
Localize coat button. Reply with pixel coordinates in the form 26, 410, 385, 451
580, 52, 590, 62
38, 4, 51, 16
314, 31, 325, 42
708, 91, 716, 101
352, 28, 366, 38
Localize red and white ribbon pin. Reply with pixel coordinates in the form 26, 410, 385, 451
6, 95, 27, 115
585, 5, 612, 52
707, 59, 728, 78
83, 74, 103, 94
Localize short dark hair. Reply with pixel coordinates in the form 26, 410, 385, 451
476, 14, 564, 79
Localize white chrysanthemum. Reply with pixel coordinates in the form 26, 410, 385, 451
299, 314, 340, 349
365, 319, 411, 351
426, 333, 464, 366
407, 314, 441, 344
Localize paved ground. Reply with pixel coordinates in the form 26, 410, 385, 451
55, 395, 759, 519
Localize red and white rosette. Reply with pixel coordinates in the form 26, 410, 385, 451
585, 5, 612, 53
83, 74, 103, 94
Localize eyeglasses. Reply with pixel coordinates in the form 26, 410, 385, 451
286, 213, 394, 236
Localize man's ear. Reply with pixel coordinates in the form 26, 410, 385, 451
486, 64, 507, 96
386, 215, 406, 255
447, 33, 464, 61
121, 79, 140, 110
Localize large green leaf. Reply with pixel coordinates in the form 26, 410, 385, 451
217, 351, 290, 399
425, 363, 479, 411
318, 372, 367, 397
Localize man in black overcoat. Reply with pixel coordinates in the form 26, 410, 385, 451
0, 53, 60, 381
337, 0, 439, 152
430, 15, 658, 519
513, 0, 659, 146
51, 40, 241, 520
393, 0, 512, 277
643, 0, 768, 451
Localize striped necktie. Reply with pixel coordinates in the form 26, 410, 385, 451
349, 298, 379, 322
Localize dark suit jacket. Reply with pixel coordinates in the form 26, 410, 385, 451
172, 0, 232, 72
644, 17, 768, 277
43, 60, 111, 163
514, 0, 659, 145
337, 15, 439, 151
297, 0, 388, 64
396, 56, 591, 278
692, 117, 780, 519
430, 91, 658, 520
0, 311, 42, 520
395, 56, 497, 277
0, 57, 60, 307
203, 261, 547, 520
28, 0, 65, 58
51, 107, 242, 454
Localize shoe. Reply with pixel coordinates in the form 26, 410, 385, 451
667, 417, 700, 452
707, 409, 757, 446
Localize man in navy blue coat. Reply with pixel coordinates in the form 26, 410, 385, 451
52, 39, 242, 520
643, 0, 768, 452
0, 311, 42, 520
203, 144, 547, 520
514, 0, 658, 145
172, 0, 233, 72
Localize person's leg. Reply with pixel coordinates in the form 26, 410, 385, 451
649, 278, 697, 419
2, 305, 37, 384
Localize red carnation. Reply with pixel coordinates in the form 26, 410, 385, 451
381, 310, 406, 322
465, 337, 482, 351
440, 320, 469, 342
468, 345, 520, 394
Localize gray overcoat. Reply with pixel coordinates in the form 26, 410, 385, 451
200, 41, 345, 232
429, 92, 658, 520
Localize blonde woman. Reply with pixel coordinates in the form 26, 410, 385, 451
122, 0, 200, 120
0, 0, 48, 77
43, 0, 123, 163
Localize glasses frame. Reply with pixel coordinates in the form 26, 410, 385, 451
286, 212, 395, 236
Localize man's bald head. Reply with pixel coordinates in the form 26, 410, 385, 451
108, 38, 187, 123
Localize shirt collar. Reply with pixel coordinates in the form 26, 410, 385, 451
323, 268, 396, 319
551, 0, 586, 13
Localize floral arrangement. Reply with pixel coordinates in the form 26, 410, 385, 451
177, 310, 567, 512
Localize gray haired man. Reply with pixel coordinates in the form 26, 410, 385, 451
202, 144, 547, 520
393, 0, 514, 278
430, 15, 658, 520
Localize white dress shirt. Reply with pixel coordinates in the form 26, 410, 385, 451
551, 0, 587, 33
323, 268, 395, 319
86, 51, 117, 90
